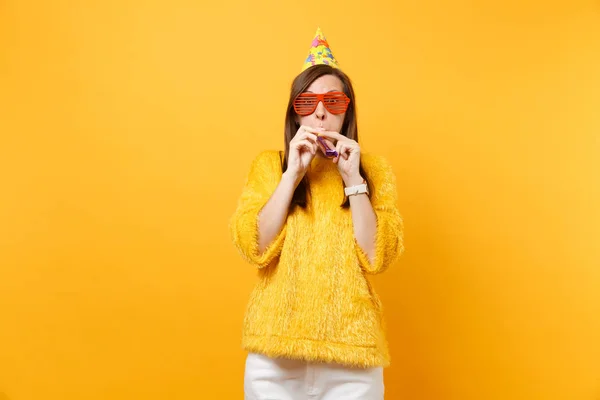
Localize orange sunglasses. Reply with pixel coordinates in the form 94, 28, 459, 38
293, 91, 351, 116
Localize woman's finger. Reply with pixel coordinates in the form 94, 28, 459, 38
333, 142, 343, 163
314, 130, 347, 142
304, 133, 318, 143
302, 126, 323, 135
336, 141, 346, 160
294, 128, 318, 143
339, 142, 354, 160
294, 139, 317, 154
303, 127, 341, 143
296, 139, 315, 152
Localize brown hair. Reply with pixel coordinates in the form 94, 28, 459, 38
282, 64, 367, 208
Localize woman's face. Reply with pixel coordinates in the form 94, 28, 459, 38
296, 74, 346, 134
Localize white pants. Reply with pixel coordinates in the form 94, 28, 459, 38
244, 353, 384, 400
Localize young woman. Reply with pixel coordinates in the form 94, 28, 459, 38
230, 30, 404, 400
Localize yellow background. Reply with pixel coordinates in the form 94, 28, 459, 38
1, 0, 599, 399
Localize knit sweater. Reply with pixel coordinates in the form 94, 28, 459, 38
230, 150, 404, 368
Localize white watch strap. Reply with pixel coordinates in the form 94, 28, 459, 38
344, 183, 369, 196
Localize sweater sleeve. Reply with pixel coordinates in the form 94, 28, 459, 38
229, 150, 287, 269
355, 154, 404, 274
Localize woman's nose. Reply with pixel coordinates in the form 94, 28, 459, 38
314, 101, 326, 120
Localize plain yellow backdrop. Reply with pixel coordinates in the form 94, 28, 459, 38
1, 0, 599, 399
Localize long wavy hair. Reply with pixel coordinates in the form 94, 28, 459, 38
282, 64, 367, 208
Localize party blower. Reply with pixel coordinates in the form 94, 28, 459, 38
317, 136, 338, 158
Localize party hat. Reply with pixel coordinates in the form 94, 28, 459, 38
301, 27, 340, 72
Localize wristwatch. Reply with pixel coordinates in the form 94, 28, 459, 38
344, 180, 370, 197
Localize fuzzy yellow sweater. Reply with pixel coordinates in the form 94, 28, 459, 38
230, 150, 404, 368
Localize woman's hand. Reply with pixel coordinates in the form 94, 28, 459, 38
285, 125, 319, 184
315, 130, 364, 186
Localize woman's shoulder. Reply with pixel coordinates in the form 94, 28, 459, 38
246, 150, 283, 176
251, 149, 282, 163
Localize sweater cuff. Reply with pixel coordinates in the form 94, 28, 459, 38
248, 209, 286, 268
